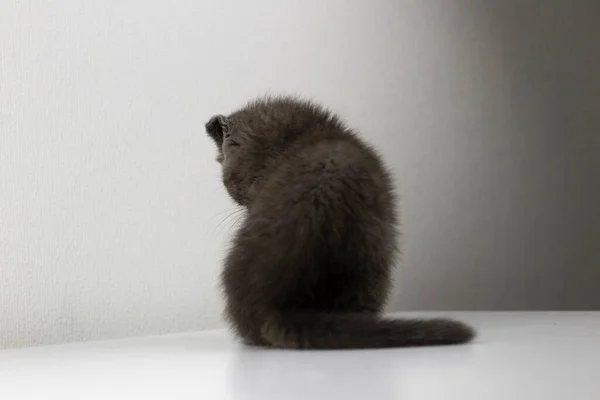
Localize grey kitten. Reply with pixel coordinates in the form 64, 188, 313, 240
205, 96, 475, 349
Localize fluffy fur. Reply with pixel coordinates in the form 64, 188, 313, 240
205, 96, 475, 349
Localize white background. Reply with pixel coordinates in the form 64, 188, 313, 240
1, 1, 599, 349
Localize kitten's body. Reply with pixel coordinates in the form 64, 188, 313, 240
205, 96, 474, 349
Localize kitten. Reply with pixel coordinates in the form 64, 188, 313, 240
205, 96, 475, 349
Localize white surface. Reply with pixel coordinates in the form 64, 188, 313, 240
0, 312, 598, 400
1, 0, 599, 349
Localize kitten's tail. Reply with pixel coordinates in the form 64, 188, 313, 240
261, 313, 475, 350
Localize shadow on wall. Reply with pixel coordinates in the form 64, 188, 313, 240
390, 1, 600, 311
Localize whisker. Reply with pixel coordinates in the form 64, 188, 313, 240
213, 207, 245, 233
225, 213, 245, 231
208, 207, 240, 223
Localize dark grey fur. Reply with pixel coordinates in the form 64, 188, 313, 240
205, 96, 475, 349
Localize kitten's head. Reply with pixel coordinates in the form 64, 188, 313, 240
205, 112, 264, 206
205, 96, 339, 206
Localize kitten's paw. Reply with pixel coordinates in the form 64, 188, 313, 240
260, 318, 303, 349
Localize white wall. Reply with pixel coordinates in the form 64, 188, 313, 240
1, 1, 598, 349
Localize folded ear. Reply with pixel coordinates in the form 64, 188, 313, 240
205, 114, 229, 146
